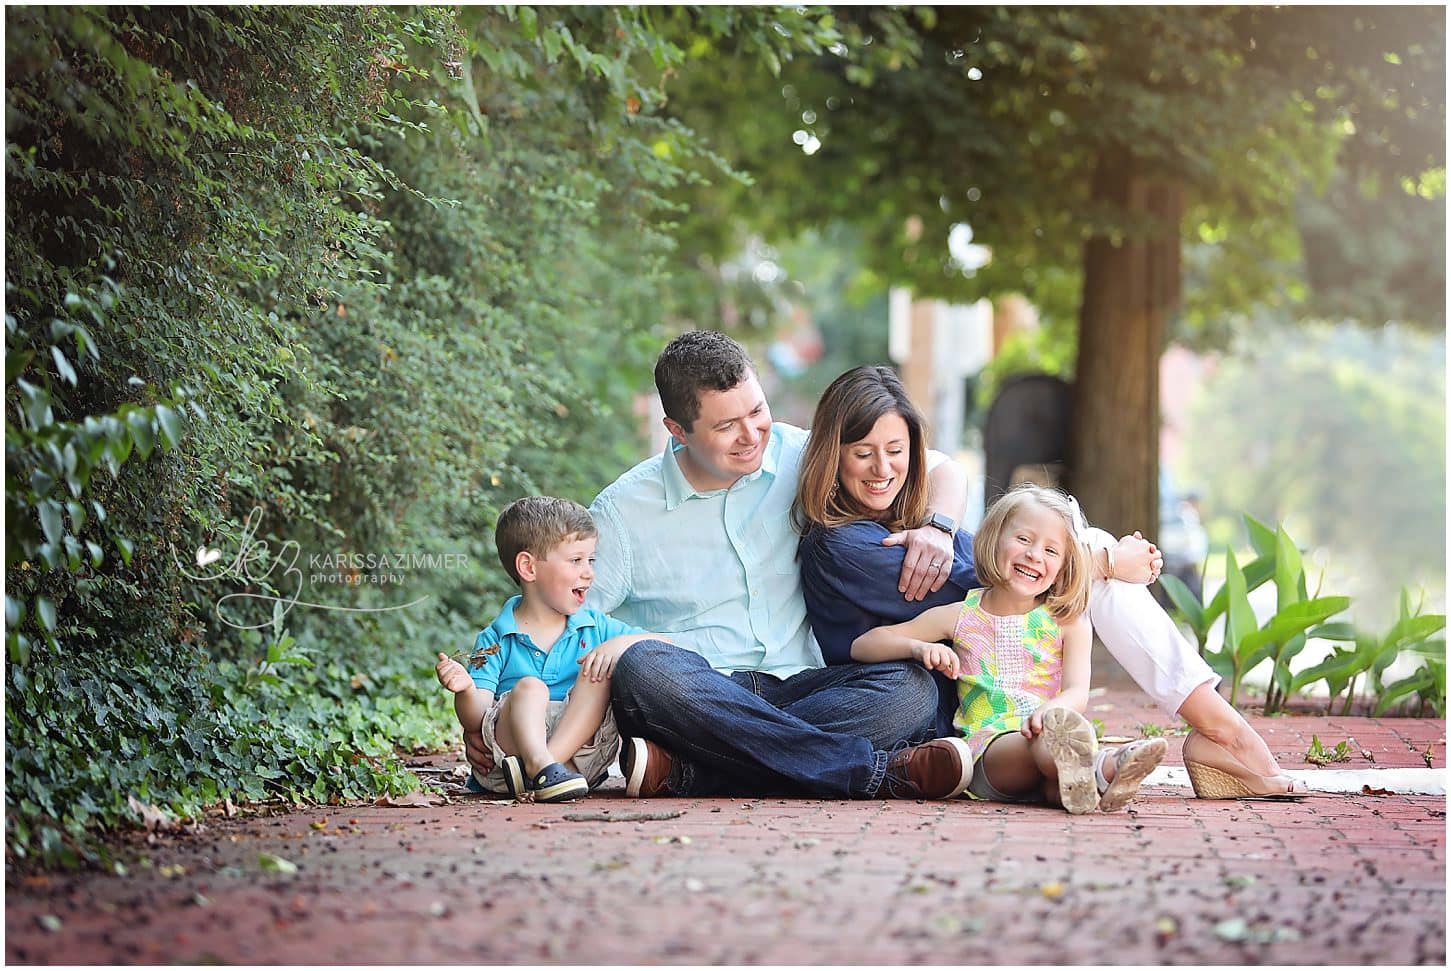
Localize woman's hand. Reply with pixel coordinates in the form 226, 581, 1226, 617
1111, 532, 1164, 585
882, 526, 955, 602
909, 640, 961, 678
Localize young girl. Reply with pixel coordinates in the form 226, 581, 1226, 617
852, 485, 1166, 813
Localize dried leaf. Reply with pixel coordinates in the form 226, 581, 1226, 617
127, 795, 178, 832
36, 914, 62, 933
374, 791, 445, 808
1361, 784, 1392, 796
1039, 881, 1066, 900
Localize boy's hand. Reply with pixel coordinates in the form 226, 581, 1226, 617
463, 728, 494, 776
578, 640, 633, 683
436, 653, 475, 694
909, 641, 960, 679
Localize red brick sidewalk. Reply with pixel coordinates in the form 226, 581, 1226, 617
6, 689, 1445, 965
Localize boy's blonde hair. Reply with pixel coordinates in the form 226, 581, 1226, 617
495, 496, 596, 586
972, 485, 1091, 621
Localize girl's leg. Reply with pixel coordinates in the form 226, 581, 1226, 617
546, 675, 611, 768
975, 734, 1044, 798
492, 677, 555, 777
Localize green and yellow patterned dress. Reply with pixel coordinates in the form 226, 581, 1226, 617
951, 588, 1065, 759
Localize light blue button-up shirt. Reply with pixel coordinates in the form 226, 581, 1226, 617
587, 422, 823, 679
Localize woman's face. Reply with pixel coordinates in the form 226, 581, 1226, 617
836, 411, 912, 515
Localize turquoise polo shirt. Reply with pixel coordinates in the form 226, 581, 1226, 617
587, 422, 824, 679
468, 596, 642, 700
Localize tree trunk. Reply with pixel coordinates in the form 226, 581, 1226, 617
1069, 149, 1183, 539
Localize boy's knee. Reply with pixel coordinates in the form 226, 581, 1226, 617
510, 676, 549, 699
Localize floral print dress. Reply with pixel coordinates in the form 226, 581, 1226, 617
951, 588, 1064, 759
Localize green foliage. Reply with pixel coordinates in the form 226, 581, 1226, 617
1182, 323, 1445, 621
1291, 588, 1446, 717
1161, 515, 1445, 716
5, 5, 838, 868
1304, 735, 1352, 766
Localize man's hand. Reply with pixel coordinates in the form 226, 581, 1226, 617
436, 652, 474, 694
578, 639, 633, 683
1111, 532, 1164, 585
883, 526, 955, 602
909, 641, 961, 679
462, 728, 494, 777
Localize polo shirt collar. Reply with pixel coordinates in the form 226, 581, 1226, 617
661, 425, 781, 511
489, 595, 600, 642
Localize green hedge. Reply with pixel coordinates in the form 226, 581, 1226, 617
5, 5, 850, 867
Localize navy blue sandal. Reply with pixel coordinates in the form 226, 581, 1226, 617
526, 762, 588, 803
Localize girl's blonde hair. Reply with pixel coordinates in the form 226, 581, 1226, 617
972, 485, 1091, 621
792, 365, 930, 534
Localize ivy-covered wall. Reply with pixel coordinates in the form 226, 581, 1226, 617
4, 5, 849, 867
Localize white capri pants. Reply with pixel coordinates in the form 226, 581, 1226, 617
1081, 526, 1220, 714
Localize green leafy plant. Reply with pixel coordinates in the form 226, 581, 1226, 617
1175, 517, 1351, 709
1305, 735, 1352, 766
1291, 588, 1446, 716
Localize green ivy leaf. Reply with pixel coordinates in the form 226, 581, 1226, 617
36, 597, 57, 632
154, 405, 183, 450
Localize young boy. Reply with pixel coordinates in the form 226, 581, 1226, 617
435, 496, 656, 802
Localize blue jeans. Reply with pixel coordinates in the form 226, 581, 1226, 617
610, 640, 939, 798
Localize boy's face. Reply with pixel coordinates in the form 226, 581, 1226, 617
527, 534, 597, 616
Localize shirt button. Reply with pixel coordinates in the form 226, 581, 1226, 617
534, 651, 542, 658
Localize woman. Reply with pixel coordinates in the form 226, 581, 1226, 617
793, 365, 1306, 799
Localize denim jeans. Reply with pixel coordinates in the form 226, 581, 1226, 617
610, 640, 939, 798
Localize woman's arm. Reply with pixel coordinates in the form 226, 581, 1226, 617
882, 453, 968, 601
851, 603, 962, 677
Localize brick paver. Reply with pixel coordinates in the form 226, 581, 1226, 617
6, 689, 1445, 965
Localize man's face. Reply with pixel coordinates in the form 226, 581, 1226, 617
664, 371, 773, 492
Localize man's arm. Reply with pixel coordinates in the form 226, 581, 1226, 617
882, 450, 968, 602
585, 498, 631, 614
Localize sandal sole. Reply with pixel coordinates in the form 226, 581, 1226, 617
1041, 708, 1099, 814
1099, 739, 1168, 812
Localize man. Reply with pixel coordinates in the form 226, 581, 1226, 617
579, 330, 975, 799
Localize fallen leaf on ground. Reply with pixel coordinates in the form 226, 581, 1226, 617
127, 795, 179, 832
374, 791, 445, 808
258, 852, 298, 875
1361, 784, 1392, 796
1039, 881, 1066, 900
36, 914, 62, 933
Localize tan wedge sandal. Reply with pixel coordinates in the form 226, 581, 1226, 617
1181, 730, 1312, 799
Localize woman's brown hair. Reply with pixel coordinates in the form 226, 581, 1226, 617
792, 365, 929, 534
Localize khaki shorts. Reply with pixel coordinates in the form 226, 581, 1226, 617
473, 689, 620, 794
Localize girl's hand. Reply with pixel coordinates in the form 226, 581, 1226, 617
436, 652, 474, 694
1111, 532, 1164, 585
1022, 702, 1071, 738
910, 641, 961, 679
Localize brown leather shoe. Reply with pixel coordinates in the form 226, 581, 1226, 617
620, 736, 675, 797
878, 737, 974, 799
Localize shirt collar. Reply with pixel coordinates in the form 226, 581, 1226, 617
489, 595, 600, 641
660, 425, 781, 511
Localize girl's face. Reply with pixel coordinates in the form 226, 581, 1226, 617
994, 502, 1071, 600
836, 412, 911, 515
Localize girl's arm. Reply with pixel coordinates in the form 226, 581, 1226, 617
851, 603, 962, 677
1023, 614, 1093, 735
